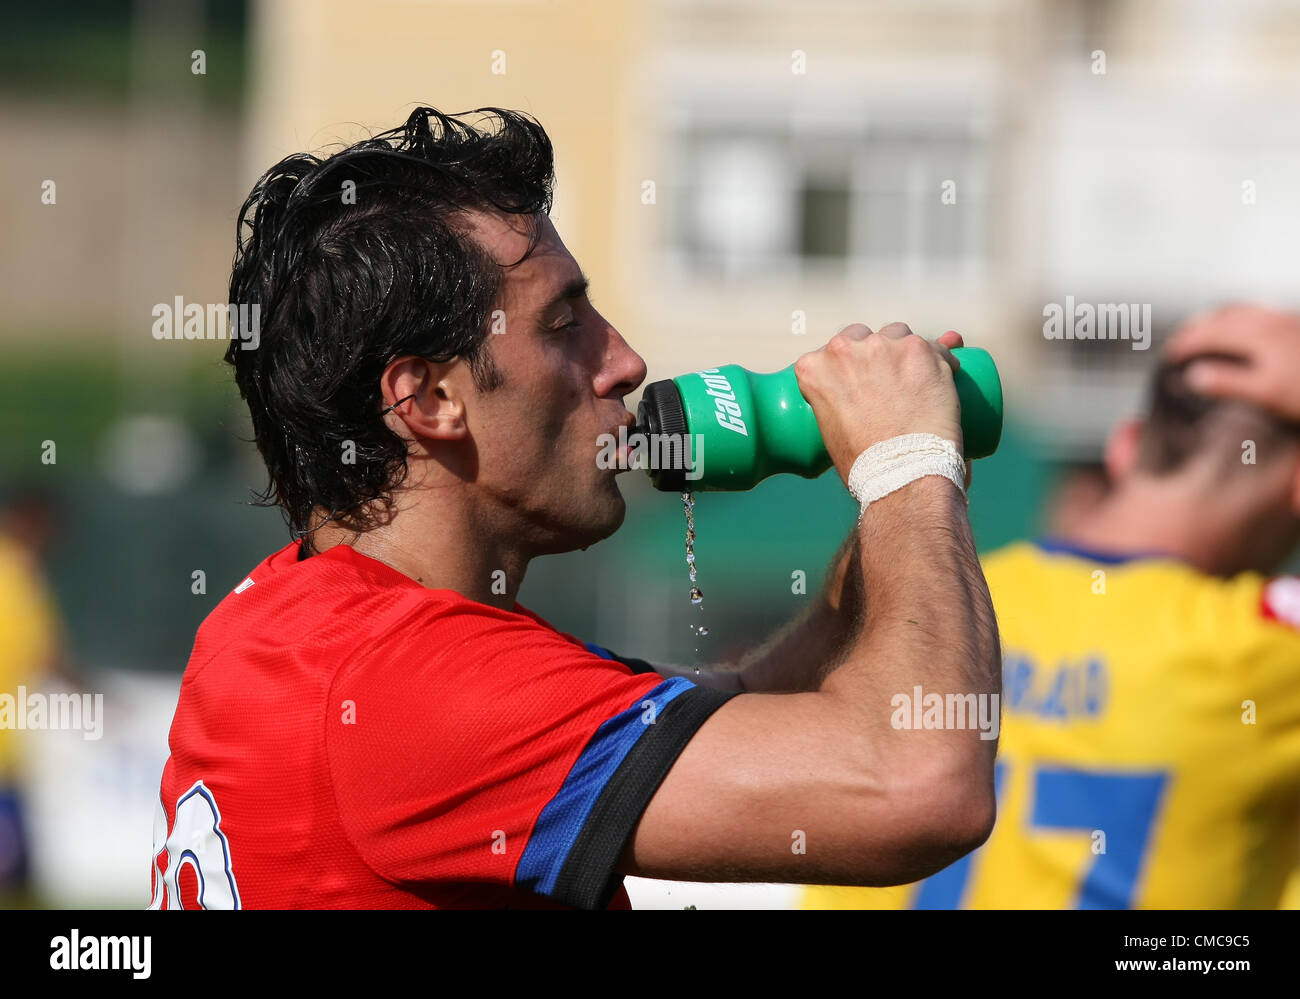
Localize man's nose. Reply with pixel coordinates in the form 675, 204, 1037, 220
600, 323, 648, 398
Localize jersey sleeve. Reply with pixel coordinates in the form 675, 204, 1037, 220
512, 603, 661, 677
1261, 576, 1300, 632
1249, 576, 1300, 743
326, 601, 735, 909
580, 641, 661, 676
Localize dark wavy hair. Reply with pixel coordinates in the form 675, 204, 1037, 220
226, 106, 555, 542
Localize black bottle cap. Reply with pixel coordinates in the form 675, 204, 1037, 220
635, 379, 689, 492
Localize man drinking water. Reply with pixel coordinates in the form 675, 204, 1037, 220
151, 106, 1000, 910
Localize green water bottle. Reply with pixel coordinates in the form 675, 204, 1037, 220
634, 346, 1003, 491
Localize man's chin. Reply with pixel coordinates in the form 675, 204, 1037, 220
532, 487, 625, 557
588, 475, 631, 538
578, 487, 626, 548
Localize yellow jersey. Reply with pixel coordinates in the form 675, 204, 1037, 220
0, 533, 58, 780
803, 539, 1300, 909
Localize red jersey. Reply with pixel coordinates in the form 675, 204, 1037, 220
150, 540, 734, 909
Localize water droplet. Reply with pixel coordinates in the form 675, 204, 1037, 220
683, 491, 710, 671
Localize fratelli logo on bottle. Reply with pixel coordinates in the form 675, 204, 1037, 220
697, 367, 749, 437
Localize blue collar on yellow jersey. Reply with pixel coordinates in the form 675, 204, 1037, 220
1033, 537, 1186, 565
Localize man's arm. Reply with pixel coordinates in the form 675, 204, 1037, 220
730, 531, 863, 693
618, 324, 1002, 887
645, 533, 860, 694
674, 329, 970, 696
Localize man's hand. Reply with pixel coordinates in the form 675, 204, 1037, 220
719, 328, 972, 697
1165, 304, 1300, 422
793, 323, 963, 485
620, 321, 999, 888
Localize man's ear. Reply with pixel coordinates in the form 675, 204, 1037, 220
378, 356, 468, 441
1104, 417, 1144, 483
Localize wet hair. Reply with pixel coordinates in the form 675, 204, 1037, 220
225, 106, 555, 541
1137, 356, 1300, 475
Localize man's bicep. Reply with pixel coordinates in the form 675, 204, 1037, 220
617, 690, 955, 887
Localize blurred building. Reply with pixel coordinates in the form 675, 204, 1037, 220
245, 0, 1300, 460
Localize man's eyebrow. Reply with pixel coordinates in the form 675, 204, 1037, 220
540, 273, 590, 312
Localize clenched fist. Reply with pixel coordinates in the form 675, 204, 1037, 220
793, 324, 964, 485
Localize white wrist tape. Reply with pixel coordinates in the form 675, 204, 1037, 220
847, 433, 967, 514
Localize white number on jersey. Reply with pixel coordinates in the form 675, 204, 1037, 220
149, 780, 241, 910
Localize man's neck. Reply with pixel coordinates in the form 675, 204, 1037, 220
307, 498, 529, 611
1051, 480, 1216, 573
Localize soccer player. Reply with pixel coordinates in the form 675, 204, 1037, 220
805, 305, 1300, 909
149, 107, 1000, 909
0, 489, 62, 903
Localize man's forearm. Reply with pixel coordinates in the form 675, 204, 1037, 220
682, 480, 994, 707
657, 529, 863, 694
724, 531, 864, 693
822, 477, 1001, 766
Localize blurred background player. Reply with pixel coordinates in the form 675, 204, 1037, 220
1040, 462, 1110, 539
1166, 304, 1300, 910
0, 487, 64, 906
804, 304, 1300, 909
